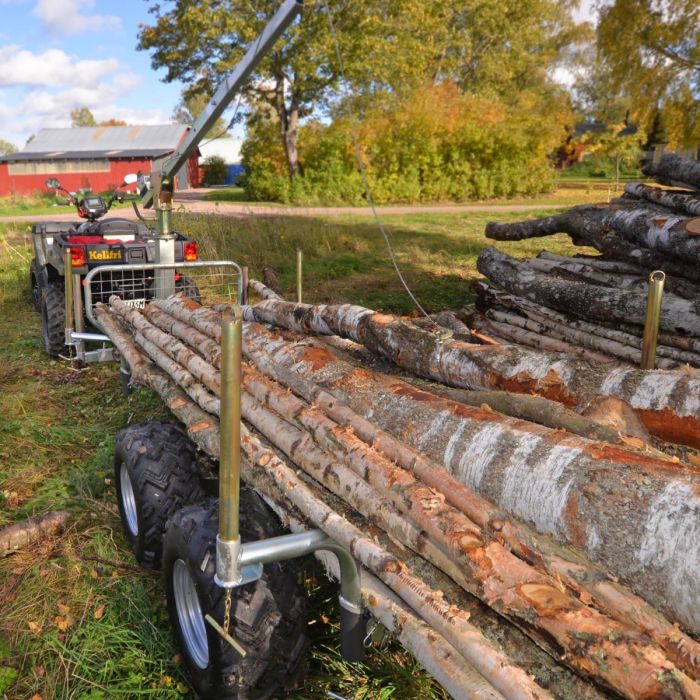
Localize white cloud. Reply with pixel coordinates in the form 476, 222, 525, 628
0, 45, 119, 87
33, 0, 120, 36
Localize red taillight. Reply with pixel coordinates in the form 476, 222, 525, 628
70, 246, 86, 267
183, 242, 198, 261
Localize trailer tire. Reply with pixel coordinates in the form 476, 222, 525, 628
40, 282, 66, 356
115, 422, 205, 569
163, 495, 308, 699
30, 259, 42, 312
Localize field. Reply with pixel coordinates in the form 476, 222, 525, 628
0, 210, 581, 698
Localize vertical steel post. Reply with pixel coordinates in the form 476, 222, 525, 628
63, 250, 74, 347
296, 249, 303, 304
155, 175, 176, 299
73, 271, 85, 358
641, 270, 665, 370
241, 266, 249, 305
216, 305, 243, 586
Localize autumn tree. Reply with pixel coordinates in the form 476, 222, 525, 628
0, 139, 17, 156
587, 0, 699, 148
70, 107, 97, 127
172, 91, 229, 140
98, 118, 128, 126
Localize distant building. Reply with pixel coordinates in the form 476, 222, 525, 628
198, 137, 243, 185
0, 125, 201, 196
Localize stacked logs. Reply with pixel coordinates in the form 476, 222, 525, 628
474, 153, 700, 446
95, 293, 700, 700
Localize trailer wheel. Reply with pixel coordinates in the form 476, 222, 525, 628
30, 259, 42, 312
40, 282, 66, 356
114, 422, 205, 569
163, 495, 308, 699
176, 275, 201, 304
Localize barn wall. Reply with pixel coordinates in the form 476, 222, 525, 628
0, 155, 200, 196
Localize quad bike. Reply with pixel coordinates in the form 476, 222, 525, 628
30, 175, 201, 357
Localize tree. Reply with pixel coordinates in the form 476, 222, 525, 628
172, 91, 228, 140
588, 0, 700, 148
0, 139, 17, 156
201, 155, 228, 185
98, 119, 128, 126
70, 107, 97, 127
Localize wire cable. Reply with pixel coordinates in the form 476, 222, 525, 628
321, 0, 436, 321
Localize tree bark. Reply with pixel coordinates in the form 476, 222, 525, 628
643, 153, 700, 190
477, 247, 700, 339
221, 294, 700, 449
485, 203, 700, 269
1, 511, 68, 557
625, 182, 700, 216
249, 278, 282, 301
139, 302, 695, 680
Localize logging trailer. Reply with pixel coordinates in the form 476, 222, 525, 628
31, 2, 369, 697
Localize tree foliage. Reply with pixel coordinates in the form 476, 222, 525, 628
201, 154, 228, 185
172, 91, 229, 139
70, 107, 97, 127
0, 139, 17, 156
583, 0, 700, 148
98, 118, 128, 126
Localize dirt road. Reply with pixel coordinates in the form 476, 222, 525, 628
1, 188, 568, 223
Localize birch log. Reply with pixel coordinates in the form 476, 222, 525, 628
233, 320, 700, 634
485, 203, 700, 264
625, 182, 700, 216
643, 153, 700, 190
221, 295, 700, 448
0, 511, 68, 556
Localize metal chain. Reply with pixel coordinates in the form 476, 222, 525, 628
223, 588, 232, 633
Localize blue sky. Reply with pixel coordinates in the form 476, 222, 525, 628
0, 0, 185, 148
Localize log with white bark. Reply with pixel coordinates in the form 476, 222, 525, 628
537, 251, 647, 275
625, 182, 700, 216
231, 319, 700, 634
643, 153, 700, 190
477, 246, 700, 339
127, 299, 700, 689
141, 302, 692, 666
0, 511, 69, 557
474, 283, 700, 368
217, 294, 700, 448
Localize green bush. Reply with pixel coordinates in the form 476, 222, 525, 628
241, 82, 567, 204
201, 155, 228, 185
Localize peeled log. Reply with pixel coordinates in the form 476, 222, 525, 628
643, 153, 700, 190
223, 295, 700, 449
625, 182, 700, 216
1, 511, 68, 557
477, 246, 700, 339
235, 320, 700, 634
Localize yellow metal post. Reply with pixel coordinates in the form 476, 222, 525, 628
641, 270, 665, 370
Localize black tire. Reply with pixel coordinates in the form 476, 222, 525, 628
114, 422, 205, 569
40, 282, 66, 356
163, 495, 308, 699
176, 275, 202, 304
30, 259, 42, 312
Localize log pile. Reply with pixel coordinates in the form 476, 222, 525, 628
95, 290, 700, 700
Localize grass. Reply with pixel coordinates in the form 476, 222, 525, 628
0, 208, 580, 698
0, 196, 134, 218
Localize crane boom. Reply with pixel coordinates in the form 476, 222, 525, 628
143, 0, 304, 210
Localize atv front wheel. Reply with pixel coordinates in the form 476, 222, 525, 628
115, 422, 205, 569
163, 496, 308, 699
40, 283, 66, 356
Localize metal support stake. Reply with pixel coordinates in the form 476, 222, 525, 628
73, 271, 85, 359
155, 176, 176, 299
241, 266, 249, 305
63, 250, 74, 347
641, 270, 665, 370
296, 249, 303, 304
216, 305, 244, 588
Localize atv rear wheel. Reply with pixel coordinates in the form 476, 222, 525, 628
115, 422, 205, 569
40, 282, 66, 356
163, 496, 308, 699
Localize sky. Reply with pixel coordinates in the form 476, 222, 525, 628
0, 0, 598, 151
0, 0, 184, 148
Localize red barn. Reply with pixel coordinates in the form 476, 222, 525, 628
0, 124, 201, 196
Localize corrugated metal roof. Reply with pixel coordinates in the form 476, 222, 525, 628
17, 125, 189, 155
2, 148, 174, 162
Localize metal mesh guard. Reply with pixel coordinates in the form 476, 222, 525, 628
83, 260, 243, 328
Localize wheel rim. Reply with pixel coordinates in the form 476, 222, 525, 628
173, 559, 209, 670
119, 463, 139, 537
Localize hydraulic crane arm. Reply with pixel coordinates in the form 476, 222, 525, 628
142, 0, 304, 212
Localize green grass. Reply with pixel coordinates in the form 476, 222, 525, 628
0, 196, 134, 218
0, 210, 581, 698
